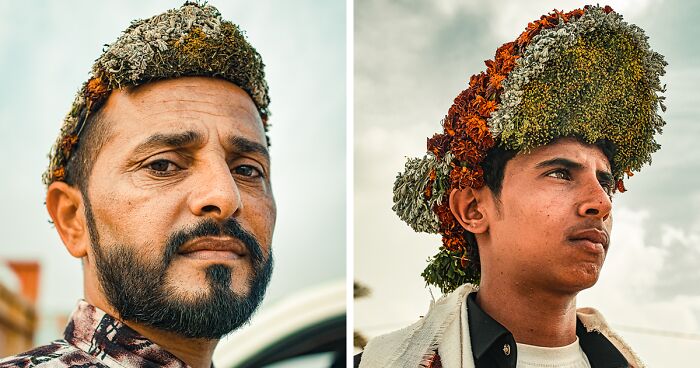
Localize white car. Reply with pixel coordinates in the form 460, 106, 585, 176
213, 280, 346, 368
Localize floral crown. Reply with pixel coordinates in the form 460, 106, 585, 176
43, 1, 269, 186
392, 5, 667, 293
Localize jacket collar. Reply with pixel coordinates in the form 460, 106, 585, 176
64, 300, 190, 367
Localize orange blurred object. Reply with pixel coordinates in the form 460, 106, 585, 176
7, 261, 40, 304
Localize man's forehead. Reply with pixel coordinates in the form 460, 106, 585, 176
100, 77, 267, 146
119, 77, 260, 117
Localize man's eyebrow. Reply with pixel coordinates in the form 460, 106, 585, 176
535, 158, 584, 171
536, 157, 613, 180
131, 131, 204, 156
229, 136, 270, 161
597, 170, 614, 183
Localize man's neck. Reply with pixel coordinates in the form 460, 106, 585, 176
475, 278, 578, 347
85, 287, 217, 368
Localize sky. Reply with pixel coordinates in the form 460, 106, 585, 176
0, 0, 346, 345
354, 0, 700, 365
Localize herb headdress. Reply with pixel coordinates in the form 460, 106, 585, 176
392, 5, 667, 293
44, 1, 269, 186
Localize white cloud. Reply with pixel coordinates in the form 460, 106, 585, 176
578, 206, 700, 365
482, 0, 663, 41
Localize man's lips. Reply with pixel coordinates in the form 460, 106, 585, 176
178, 237, 248, 261
568, 228, 609, 254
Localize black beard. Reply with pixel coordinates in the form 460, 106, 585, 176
84, 198, 273, 339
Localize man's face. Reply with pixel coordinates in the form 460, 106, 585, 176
83, 77, 276, 338
482, 138, 614, 294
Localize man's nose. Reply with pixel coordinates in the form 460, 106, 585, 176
187, 159, 241, 221
577, 176, 612, 221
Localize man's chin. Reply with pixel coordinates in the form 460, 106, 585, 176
554, 267, 602, 294
106, 259, 273, 339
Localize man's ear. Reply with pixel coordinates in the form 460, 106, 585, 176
449, 188, 488, 234
46, 182, 89, 258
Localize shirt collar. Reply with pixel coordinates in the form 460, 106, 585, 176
466, 292, 629, 368
466, 292, 511, 360
64, 300, 190, 367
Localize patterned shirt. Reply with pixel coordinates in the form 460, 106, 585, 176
0, 301, 192, 368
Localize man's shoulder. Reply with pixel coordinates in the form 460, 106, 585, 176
0, 340, 107, 368
358, 284, 474, 367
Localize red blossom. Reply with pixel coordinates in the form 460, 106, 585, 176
616, 179, 627, 193
427, 133, 451, 157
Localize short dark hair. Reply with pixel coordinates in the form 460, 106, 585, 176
482, 145, 519, 198
62, 106, 111, 193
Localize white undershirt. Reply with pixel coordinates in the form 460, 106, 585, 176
516, 337, 591, 368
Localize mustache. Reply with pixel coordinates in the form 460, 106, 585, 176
163, 218, 265, 267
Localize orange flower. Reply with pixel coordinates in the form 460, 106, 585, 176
424, 169, 437, 199
60, 135, 79, 155
85, 77, 110, 100
474, 96, 497, 117
424, 185, 432, 199
486, 74, 506, 97
450, 165, 485, 190
52, 167, 65, 181
450, 139, 483, 165
517, 8, 586, 47
468, 126, 495, 151
469, 72, 488, 89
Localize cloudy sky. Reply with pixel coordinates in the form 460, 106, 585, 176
0, 0, 345, 344
354, 0, 700, 365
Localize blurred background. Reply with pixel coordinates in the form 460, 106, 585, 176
0, 1, 346, 366
354, 0, 700, 365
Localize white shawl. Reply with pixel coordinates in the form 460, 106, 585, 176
359, 284, 644, 368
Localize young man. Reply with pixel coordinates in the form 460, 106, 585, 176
1, 3, 275, 368
358, 5, 666, 368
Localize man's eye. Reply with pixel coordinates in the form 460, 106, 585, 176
233, 165, 262, 178
600, 181, 615, 198
146, 159, 179, 173
546, 169, 571, 180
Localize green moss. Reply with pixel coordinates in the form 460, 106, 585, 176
501, 30, 661, 178
422, 246, 479, 294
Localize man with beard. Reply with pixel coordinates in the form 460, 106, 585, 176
357, 5, 666, 368
1, 3, 274, 368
